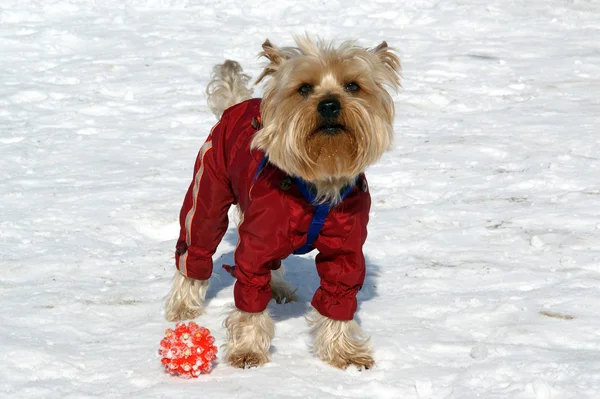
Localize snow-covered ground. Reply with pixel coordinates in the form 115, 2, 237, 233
1, 0, 599, 397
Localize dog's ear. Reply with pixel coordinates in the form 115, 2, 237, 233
255, 39, 286, 84
371, 41, 402, 87
261, 39, 286, 66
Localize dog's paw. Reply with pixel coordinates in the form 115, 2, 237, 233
328, 353, 375, 371
271, 285, 298, 304
164, 272, 208, 321
226, 351, 269, 369
165, 304, 204, 322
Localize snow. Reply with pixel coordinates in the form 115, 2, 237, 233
1, 0, 599, 397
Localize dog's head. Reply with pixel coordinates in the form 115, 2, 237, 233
251, 36, 401, 200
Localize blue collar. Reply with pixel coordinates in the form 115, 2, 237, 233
254, 156, 357, 254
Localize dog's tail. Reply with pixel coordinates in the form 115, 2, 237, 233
206, 60, 253, 119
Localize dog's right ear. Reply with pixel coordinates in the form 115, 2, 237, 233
255, 39, 286, 84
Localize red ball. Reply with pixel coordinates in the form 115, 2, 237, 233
158, 322, 218, 378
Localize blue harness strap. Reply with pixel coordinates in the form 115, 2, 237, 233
254, 155, 269, 182
292, 176, 357, 255
254, 156, 357, 255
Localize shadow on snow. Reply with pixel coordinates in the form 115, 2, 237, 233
204, 227, 381, 324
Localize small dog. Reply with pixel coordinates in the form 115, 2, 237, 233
165, 36, 401, 370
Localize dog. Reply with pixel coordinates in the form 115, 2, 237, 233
164, 36, 401, 370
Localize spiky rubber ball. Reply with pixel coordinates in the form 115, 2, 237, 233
159, 322, 217, 377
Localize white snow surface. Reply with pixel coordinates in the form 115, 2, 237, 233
1, 0, 599, 398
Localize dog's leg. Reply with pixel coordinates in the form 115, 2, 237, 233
270, 265, 297, 304
306, 308, 374, 370
224, 307, 274, 368
164, 271, 209, 322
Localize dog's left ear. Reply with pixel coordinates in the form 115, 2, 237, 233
371, 41, 402, 87
255, 39, 287, 84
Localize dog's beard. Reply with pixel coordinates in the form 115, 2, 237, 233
304, 99, 394, 178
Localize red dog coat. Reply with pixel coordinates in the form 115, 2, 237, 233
175, 99, 370, 321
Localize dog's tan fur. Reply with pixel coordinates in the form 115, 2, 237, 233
306, 309, 374, 369
270, 266, 298, 304
205, 60, 253, 119
165, 271, 208, 322
224, 307, 275, 368
165, 36, 401, 370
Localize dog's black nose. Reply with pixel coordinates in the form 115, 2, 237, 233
317, 99, 341, 119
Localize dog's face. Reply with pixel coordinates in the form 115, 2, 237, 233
252, 36, 401, 185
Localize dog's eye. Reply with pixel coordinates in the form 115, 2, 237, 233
298, 84, 313, 96
344, 82, 360, 93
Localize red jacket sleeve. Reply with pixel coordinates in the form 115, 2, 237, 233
311, 183, 370, 321
175, 115, 235, 280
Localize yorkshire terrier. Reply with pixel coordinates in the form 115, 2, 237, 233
164, 36, 401, 370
